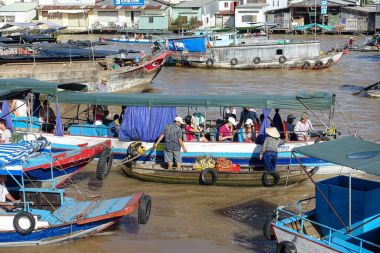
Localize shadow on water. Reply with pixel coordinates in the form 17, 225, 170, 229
216, 199, 279, 252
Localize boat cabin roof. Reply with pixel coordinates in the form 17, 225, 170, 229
293, 136, 380, 176
51, 90, 335, 110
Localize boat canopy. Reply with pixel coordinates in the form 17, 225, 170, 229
0, 79, 88, 94
293, 136, 380, 176
0, 89, 31, 100
51, 90, 335, 110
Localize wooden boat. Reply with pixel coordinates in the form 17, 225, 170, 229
122, 163, 318, 187
0, 144, 151, 246
265, 136, 380, 253
168, 35, 345, 70
22, 138, 112, 187
0, 81, 352, 175
0, 46, 169, 92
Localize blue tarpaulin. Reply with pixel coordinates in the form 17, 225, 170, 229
168, 37, 207, 53
256, 108, 271, 144
54, 99, 63, 136
119, 106, 176, 142
1, 101, 12, 130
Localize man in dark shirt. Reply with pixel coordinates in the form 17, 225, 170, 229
238, 107, 260, 128
154, 117, 188, 170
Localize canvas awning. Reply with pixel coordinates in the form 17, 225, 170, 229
52, 90, 335, 110
293, 136, 380, 176
0, 89, 31, 100
0, 79, 88, 94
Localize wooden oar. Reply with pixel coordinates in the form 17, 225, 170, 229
352, 81, 380, 95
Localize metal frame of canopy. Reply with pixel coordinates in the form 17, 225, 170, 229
0, 78, 337, 140
290, 136, 380, 234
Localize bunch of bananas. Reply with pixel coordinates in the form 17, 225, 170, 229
193, 156, 216, 170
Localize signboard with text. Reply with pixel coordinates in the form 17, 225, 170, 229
113, 0, 144, 6
321, 0, 328, 15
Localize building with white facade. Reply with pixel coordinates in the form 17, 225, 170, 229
235, 0, 287, 27
215, 0, 238, 27
0, 2, 37, 23
172, 0, 219, 28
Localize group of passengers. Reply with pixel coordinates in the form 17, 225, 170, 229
179, 107, 314, 143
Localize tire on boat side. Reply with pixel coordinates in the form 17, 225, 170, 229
276, 240, 297, 253
230, 58, 238, 66
279, 56, 287, 64
199, 168, 218, 185
138, 194, 152, 224
263, 217, 276, 241
96, 147, 113, 180
206, 58, 214, 67
302, 61, 311, 69
253, 57, 261, 64
262, 171, 280, 187
13, 211, 35, 236
315, 60, 323, 68
326, 58, 334, 66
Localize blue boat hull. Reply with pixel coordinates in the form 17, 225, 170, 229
0, 217, 119, 246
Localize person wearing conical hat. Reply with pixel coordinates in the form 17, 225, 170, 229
259, 127, 282, 172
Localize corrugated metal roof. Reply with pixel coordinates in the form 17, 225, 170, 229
0, 2, 37, 12
174, 0, 216, 8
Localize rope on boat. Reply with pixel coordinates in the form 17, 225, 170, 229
336, 102, 358, 135
112, 147, 154, 168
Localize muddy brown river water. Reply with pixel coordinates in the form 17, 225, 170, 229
3, 35, 380, 253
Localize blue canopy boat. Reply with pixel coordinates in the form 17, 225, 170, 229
0, 140, 150, 246
264, 136, 380, 253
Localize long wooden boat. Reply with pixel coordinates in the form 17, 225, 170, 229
0, 147, 150, 246
0, 81, 353, 175
0, 48, 169, 92
168, 36, 345, 70
122, 163, 317, 187
22, 139, 112, 187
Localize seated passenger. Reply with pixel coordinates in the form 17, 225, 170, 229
242, 119, 256, 142
0, 175, 18, 210
218, 117, 237, 142
184, 115, 198, 142
285, 114, 297, 140
0, 119, 11, 144
39, 100, 56, 133
294, 112, 314, 141
107, 114, 120, 138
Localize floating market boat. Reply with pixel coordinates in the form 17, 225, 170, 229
22, 138, 112, 187
168, 35, 345, 70
0, 79, 355, 178
264, 136, 380, 253
0, 141, 151, 246
0, 44, 169, 92
100, 29, 171, 45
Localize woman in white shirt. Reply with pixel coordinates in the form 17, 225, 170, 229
294, 112, 314, 141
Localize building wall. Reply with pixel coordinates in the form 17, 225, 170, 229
39, 10, 89, 29
341, 9, 376, 32
202, 0, 219, 27
215, 15, 234, 27
172, 7, 201, 21
0, 10, 36, 23
218, 0, 234, 11
138, 15, 168, 29
235, 7, 265, 27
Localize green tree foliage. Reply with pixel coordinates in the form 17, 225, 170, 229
170, 16, 202, 31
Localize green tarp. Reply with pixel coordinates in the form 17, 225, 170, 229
52, 91, 335, 110
0, 79, 87, 94
293, 136, 380, 176
0, 89, 31, 100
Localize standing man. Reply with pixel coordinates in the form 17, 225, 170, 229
154, 117, 188, 170
96, 77, 108, 93
238, 107, 260, 129
0, 119, 11, 144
